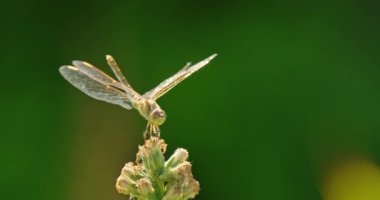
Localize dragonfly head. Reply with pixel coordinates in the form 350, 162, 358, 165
150, 108, 167, 126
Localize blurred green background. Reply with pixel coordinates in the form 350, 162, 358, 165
2, 0, 380, 200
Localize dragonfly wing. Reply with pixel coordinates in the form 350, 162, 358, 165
72, 60, 127, 90
106, 55, 130, 87
143, 54, 217, 100
59, 65, 133, 110
73, 60, 143, 101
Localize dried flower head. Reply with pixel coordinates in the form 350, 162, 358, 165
116, 137, 199, 200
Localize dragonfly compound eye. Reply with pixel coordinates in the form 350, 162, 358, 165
150, 109, 167, 125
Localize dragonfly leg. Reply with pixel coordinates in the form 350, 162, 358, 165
150, 124, 155, 137
144, 123, 161, 139
152, 125, 160, 138
143, 123, 151, 140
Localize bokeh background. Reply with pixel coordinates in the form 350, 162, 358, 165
1, 0, 380, 200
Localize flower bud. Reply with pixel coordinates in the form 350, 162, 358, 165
162, 162, 200, 200
116, 175, 137, 195
136, 178, 155, 195
120, 162, 136, 177
165, 148, 189, 169
137, 137, 166, 173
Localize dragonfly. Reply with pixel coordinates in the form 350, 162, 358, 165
59, 54, 217, 138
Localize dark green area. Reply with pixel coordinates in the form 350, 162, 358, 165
1, 0, 380, 200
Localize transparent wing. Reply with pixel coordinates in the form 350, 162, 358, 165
106, 55, 130, 87
105, 55, 143, 100
143, 54, 217, 100
72, 60, 127, 90
59, 65, 133, 110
